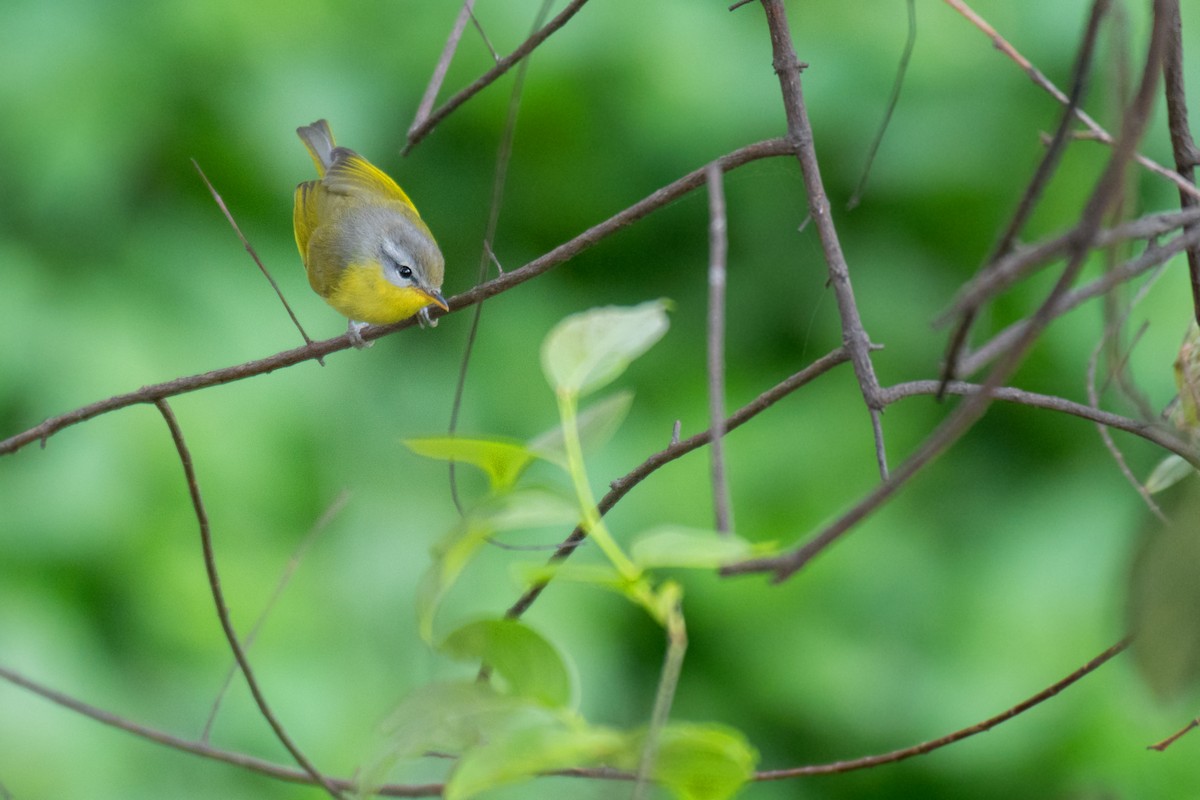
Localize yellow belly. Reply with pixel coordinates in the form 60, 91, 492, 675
323, 263, 435, 325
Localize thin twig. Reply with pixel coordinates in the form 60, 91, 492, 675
468, 6, 501, 63
192, 160, 322, 364
937, 206, 1200, 329
0, 139, 793, 459
939, 0, 1110, 392
705, 162, 734, 534
960, 223, 1200, 377
847, 0, 916, 210
505, 347, 852, 619
1159, 0, 1200, 325
404, 0, 592, 153
758, 0, 889, 479
756, 637, 1130, 777
202, 490, 350, 742
408, 1, 478, 140
448, 0, 552, 515
879, 380, 1196, 463
942, 0, 1200, 201
154, 400, 344, 800
1149, 717, 1200, 751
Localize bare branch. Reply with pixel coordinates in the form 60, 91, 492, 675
0, 662, 443, 797
705, 162, 734, 534
756, 638, 1130, 778
408, 1, 478, 139
940, 0, 1110, 390
1159, 0, 1200, 325
154, 400, 344, 800
943, 0, 1200, 200
404, 0, 592, 153
757, 0, 889, 478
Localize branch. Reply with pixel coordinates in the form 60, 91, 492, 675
940, 0, 1110, 389
705, 162, 734, 534
0, 138, 792, 459
943, 0, 1200, 200
155, 400, 344, 800
725, 0, 1171, 581
408, 1, 478, 140
404, 0, 592, 153
758, 0, 889, 478
1159, 0, 1200, 325
0, 662, 442, 797
756, 637, 1130, 778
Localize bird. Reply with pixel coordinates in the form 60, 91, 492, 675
293, 119, 447, 346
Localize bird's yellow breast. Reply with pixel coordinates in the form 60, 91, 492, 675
321, 263, 436, 325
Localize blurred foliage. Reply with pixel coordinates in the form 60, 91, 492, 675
3, 0, 1200, 798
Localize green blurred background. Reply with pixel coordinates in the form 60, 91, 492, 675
2, 0, 1199, 797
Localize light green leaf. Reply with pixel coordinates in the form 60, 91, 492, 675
631, 526, 758, 569
1128, 489, 1200, 700
541, 300, 671, 397
447, 718, 625, 800
1146, 454, 1195, 494
357, 681, 538, 797
529, 390, 635, 469
617, 723, 758, 800
404, 436, 535, 492
440, 619, 575, 708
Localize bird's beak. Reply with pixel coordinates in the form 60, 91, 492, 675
424, 289, 449, 312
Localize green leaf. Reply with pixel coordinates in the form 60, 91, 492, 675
631, 526, 758, 569
541, 300, 671, 397
404, 436, 535, 492
1128, 490, 1200, 700
616, 723, 758, 800
1146, 454, 1195, 494
357, 681, 539, 797
529, 390, 635, 469
440, 619, 575, 708
447, 718, 625, 800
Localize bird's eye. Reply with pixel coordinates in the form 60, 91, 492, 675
398, 265, 414, 279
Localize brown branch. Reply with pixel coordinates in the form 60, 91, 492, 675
191, 160, 320, 362
757, 637, 1130, 778
407, 1, 478, 140
154, 400, 344, 800
938, 206, 1200, 329
960, 222, 1200, 377
1160, 0, 1200, 326
504, 347, 852, 619
943, 0, 1200, 201
0, 662, 442, 797
758, 0, 889, 479
882, 380, 1198, 466
404, 0, 592, 153
705, 162, 733, 534
1149, 717, 1200, 751
729, 3, 1172, 581
0, 138, 792, 459
940, 0, 1110, 390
